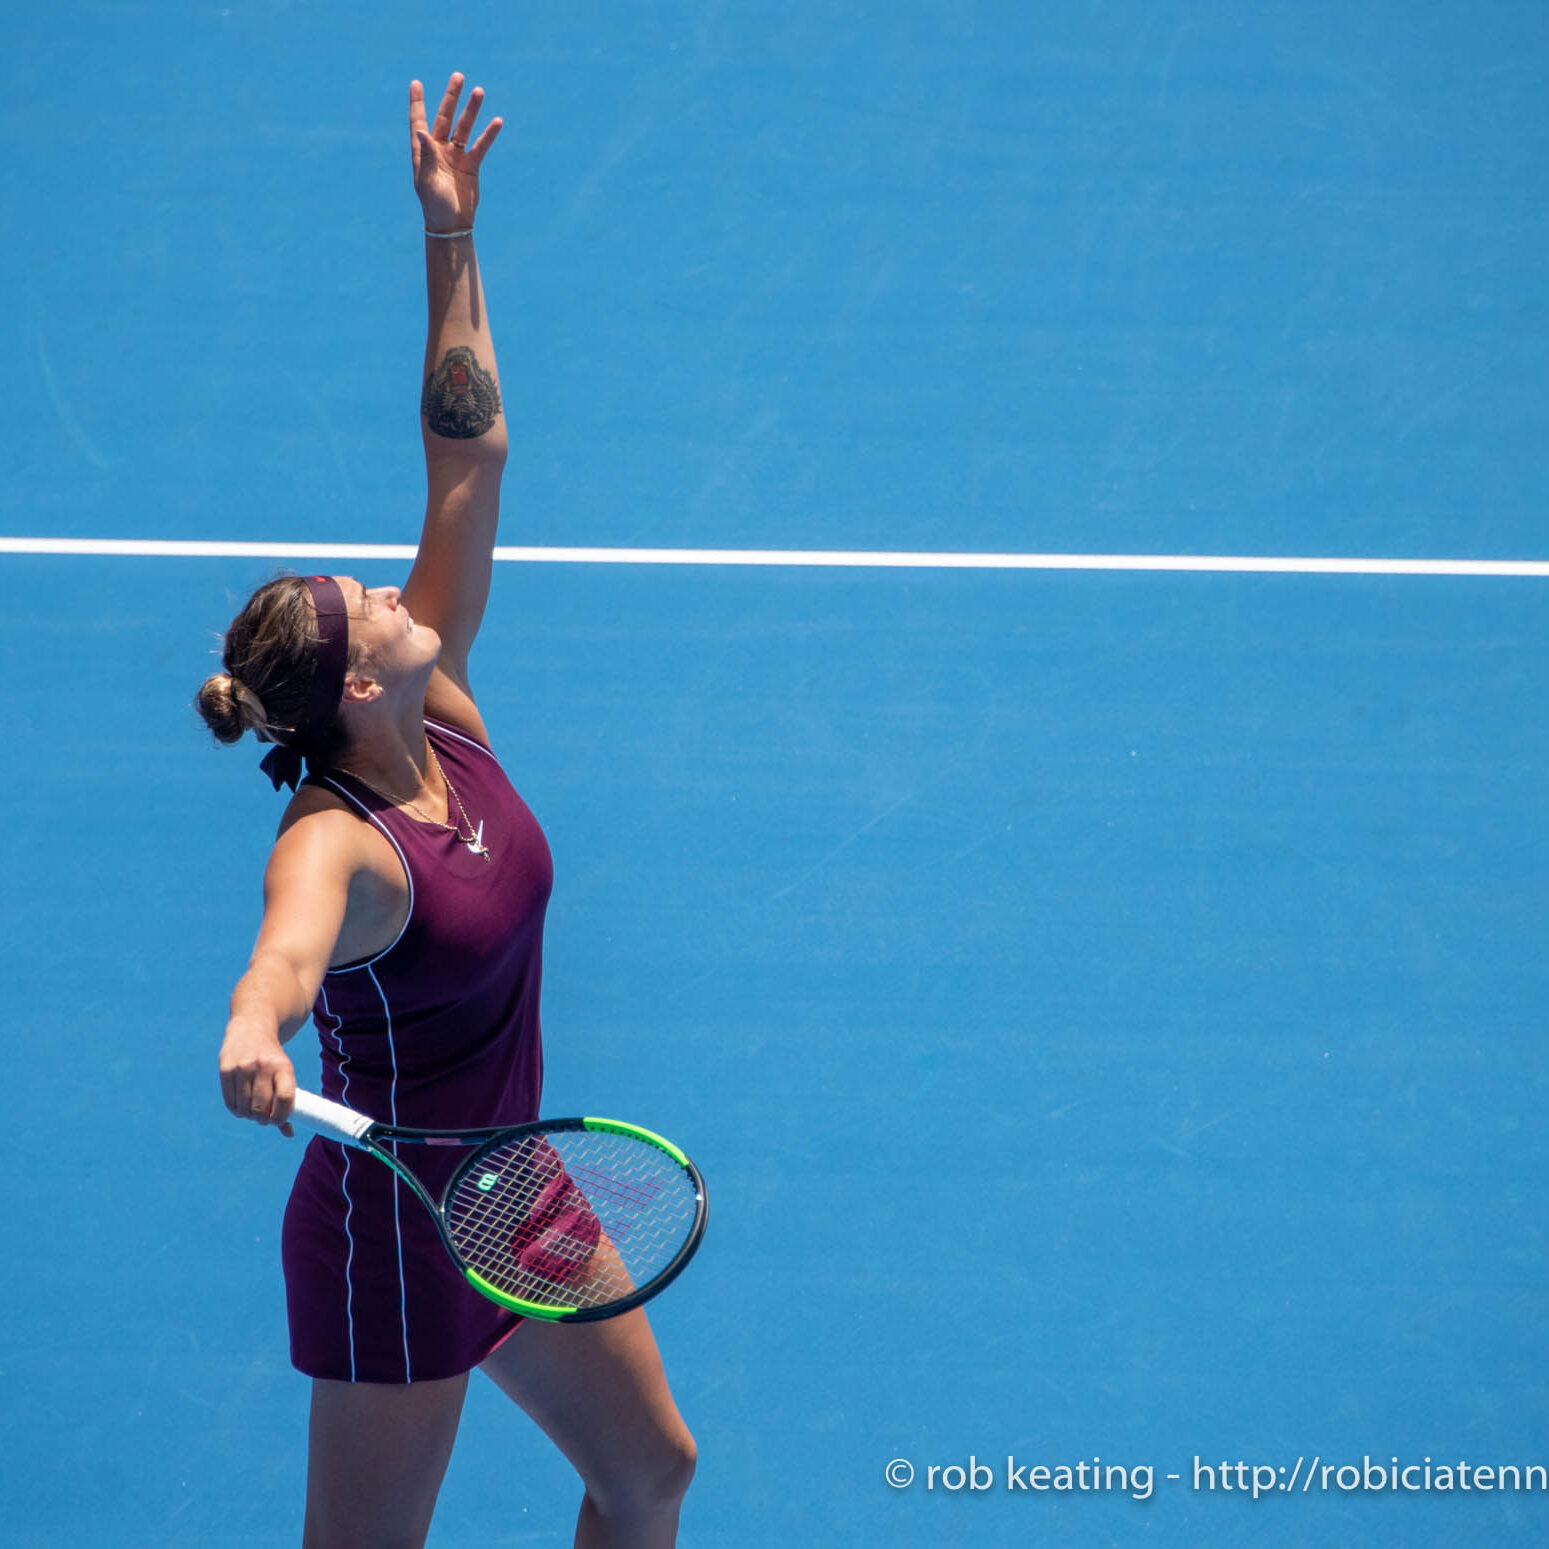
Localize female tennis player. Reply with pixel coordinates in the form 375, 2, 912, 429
198, 73, 695, 1549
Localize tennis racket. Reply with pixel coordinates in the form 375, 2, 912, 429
288, 1089, 708, 1322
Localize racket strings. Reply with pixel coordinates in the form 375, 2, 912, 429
446, 1131, 699, 1311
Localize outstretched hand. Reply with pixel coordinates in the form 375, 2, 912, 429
410, 72, 503, 233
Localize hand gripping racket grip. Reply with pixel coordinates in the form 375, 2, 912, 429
289, 1089, 375, 1146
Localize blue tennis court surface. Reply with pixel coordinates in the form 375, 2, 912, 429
4, 2, 1547, 1545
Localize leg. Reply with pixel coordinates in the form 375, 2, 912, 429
480, 1310, 696, 1548
303, 1372, 469, 1549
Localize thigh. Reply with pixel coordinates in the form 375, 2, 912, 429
304, 1372, 469, 1549
480, 1309, 694, 1504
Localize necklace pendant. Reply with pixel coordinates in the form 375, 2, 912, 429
466, 820, 490, 861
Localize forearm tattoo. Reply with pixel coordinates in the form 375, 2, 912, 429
421, 346, 503, 439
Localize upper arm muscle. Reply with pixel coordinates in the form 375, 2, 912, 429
253, 808, 359, 1003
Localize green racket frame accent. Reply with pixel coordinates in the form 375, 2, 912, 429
581, 1116, 692, 1168
463, 1267, 585, 1319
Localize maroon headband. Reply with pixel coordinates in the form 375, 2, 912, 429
260, 575, 351, 791
296, 575, 350, 742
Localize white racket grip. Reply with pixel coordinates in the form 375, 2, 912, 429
289, 1089, 375, 1146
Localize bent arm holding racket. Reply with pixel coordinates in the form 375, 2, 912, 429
216, 807, 361, 1136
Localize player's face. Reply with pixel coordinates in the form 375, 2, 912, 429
339, 577, 440, 678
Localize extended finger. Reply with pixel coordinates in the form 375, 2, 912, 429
451, 84, 484, 148
468, 116, 504, 166
409, 78, 428, 137
431, 71, 465, 140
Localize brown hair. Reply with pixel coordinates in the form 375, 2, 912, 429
195, 575, 357, 769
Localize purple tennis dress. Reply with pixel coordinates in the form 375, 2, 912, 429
282, 717, 553, 1383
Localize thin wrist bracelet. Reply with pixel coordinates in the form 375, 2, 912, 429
424, 227, 474, 239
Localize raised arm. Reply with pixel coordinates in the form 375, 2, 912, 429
400, 72, 507, 726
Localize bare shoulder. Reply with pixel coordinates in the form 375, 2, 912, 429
272, 781, 399, 883
268, 784, 375, 886
266, 780, 411, 968
276, 779, 358, 838
244, 791, 364, 986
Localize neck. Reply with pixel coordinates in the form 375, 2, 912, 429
337, 698, 435, 802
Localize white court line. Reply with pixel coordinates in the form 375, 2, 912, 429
1, 535, 1547, 577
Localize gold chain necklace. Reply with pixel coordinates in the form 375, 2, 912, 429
338, 746, 490, 861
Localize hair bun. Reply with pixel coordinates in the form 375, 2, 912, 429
196, 671, 266, 744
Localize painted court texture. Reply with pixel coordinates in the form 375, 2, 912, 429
2, 2, 1547, 1545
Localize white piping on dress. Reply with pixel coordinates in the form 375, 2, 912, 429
367, 962, 413, 1384
425, 716, 502, 766
316, 984, 359, 1383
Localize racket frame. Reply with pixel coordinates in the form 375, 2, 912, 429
289, 1089, 708, 1322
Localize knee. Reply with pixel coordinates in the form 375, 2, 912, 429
665, 1428, 698, 1501
590, 1426, 697, 1521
